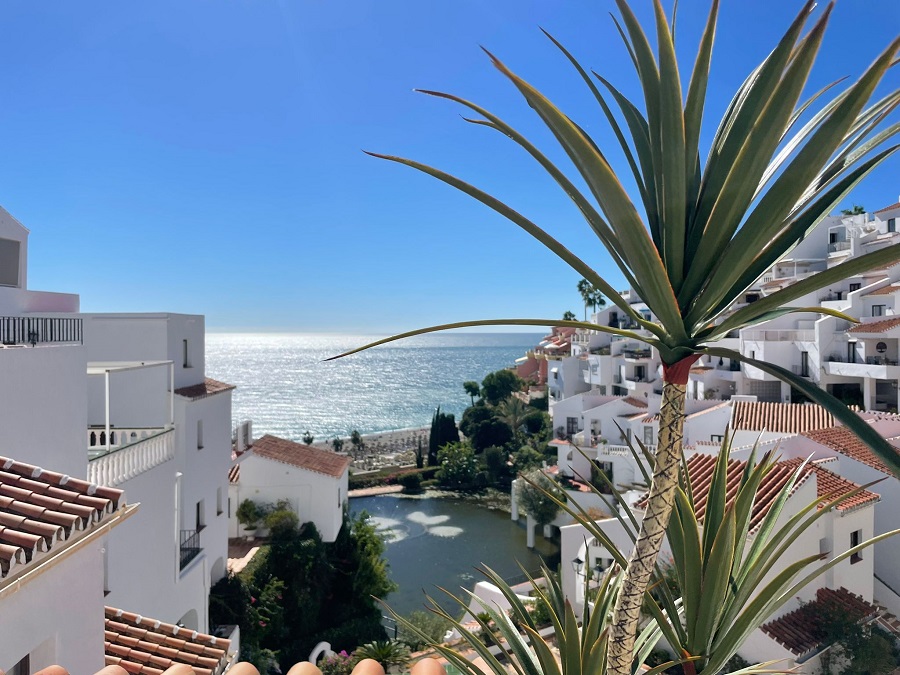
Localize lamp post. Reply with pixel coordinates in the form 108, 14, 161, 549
571, 556, 584, 576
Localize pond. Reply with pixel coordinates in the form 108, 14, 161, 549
350, 493, 558, 618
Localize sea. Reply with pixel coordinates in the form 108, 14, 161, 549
205, 332, 544, 442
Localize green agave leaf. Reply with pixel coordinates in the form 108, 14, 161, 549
683, 0, 719, 231
521, 624, 563, 675
652, 0, 688, 287
420, 90, 630, 280
483, 52, 686, 340
692, 506, 736, 654
681, 5, 830, 310
707, 348, 900, 478
689, 1, 814, 254
703, 35, 900, 315
702, 145, 900, 326
325, 318, 656, 361
710, 243, 900, 336
540, 29, 649, 222
363, 151, 653, 328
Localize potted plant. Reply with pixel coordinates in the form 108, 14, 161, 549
236, 499, 262, 540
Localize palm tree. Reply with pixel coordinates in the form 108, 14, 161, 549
578, 278, 608, 321
463, 380, 481, 406
340, 2, 900, 670
562, 310, 577, 321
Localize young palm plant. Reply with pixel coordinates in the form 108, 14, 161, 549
338, 2, 900, 671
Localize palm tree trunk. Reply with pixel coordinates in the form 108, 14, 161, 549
606, 356, 697, 675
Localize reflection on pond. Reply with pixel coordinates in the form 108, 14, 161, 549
350, 493, 558, 617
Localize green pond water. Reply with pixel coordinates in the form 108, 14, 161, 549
350, 494, 558, 617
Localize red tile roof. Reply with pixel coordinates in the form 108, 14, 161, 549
0, 457, 125, 582
174, 378, 236, 401
636, 455, 877, 531
865, 284, 900, 296
762, 587, 877, 656
731, 401, 835, 434
847, 317, 900, 334
104, 606, 232, 675
622, 396, 648, 409
802, 425, 898, 475
251, 435, 351, 478
874, 202, 900, 214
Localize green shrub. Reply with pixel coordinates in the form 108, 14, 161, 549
399, 473, 422, 493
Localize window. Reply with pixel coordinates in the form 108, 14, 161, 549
183, 339, 191, 368
849, 283, 861, 292
196, 419, 204, 450
750, 350, 756, 361
873, 304, 885, 317
745, 293, 760, 303
800, 351, 809, 378
710, 434, 725, 444
196, 500, 205, 532
850, 529, 862, 564
103, 543, 111, 595
643, 426, 654, 445
889, 218, 896, 233
227, 497, 232, 519
566, 417, 579, 436
216, 487, 224, 516
0, 238, 21, 287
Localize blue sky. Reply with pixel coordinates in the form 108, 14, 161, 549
1, 1, 897, 333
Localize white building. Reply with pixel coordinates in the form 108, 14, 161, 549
0, 204, 234, 653
559, 453, 881, 673
230, 434, 350, 543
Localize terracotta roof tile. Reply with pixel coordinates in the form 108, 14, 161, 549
228, 464, 240, 484
762, 587, 877, 655
802, 425, 899, 474
731, 401, 835, 434
641, 415, 660, 423
874, 202, 900, 214
847, 317, 900, 334
174, 378, 236, 401
865, 284, 900, 296
0, 457, 125, 583
636, 455, 877, 531
251, 435, 351, 478
105, 607, 232, 675
622, 396, 648, 409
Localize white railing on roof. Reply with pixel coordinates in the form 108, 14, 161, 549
600, 444, 657, 457
88, 428, 174, 487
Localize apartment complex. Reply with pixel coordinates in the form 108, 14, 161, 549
0, 207, 236, 670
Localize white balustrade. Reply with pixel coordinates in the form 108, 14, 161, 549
88, 428, 174, 487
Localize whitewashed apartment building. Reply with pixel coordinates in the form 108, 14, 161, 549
0, 206, 235, 669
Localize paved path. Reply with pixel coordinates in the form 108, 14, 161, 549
349, 485, 404, 498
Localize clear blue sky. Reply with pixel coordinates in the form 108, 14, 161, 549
1, 1, 897, 333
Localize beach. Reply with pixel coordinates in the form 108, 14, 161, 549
312, 425, 431, 469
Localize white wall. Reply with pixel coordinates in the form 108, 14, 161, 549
0, 541, 106, 674
104, 459, 210, 631
0, 344, 88, 478
82, 313, 205, 389
232, 455, 347, 543
177, 391, 233, 589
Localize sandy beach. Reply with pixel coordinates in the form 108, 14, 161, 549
312, 425, 431, 468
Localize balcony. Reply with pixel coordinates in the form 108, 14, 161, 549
87, 428, 174, 487
824, 358, 900, 379
743, 329, 815, 342
828, 241, 851, 254
0, 316, 82, 346
621, 348, 652, 361
180, 529, 202, 570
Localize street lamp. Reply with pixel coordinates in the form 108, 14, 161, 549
571, 557, 584, 575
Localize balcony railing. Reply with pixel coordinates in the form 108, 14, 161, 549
743, 329, 815, 342
87, 428, 174, 487
828, 241, 851, 253
622, 349, 652, 360
180, 529, 202, 570
0, 316, 82, 346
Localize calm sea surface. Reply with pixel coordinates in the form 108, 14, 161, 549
205, 332, 542, 441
